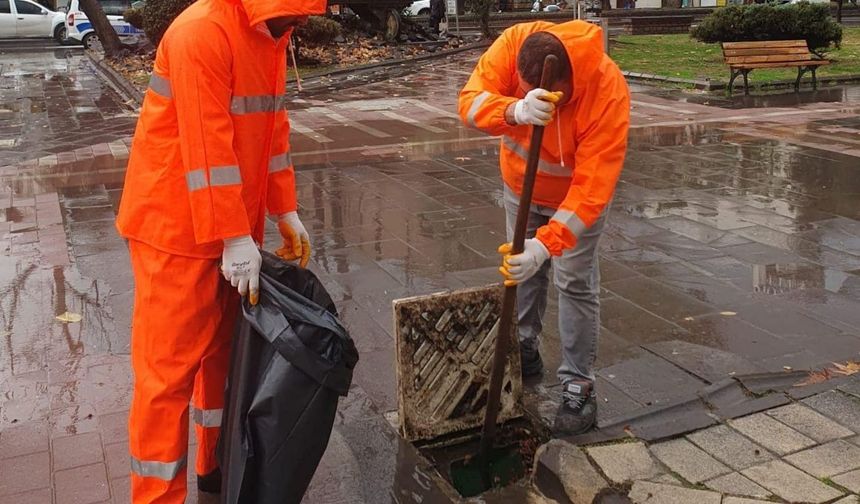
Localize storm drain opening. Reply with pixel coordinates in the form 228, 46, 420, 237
417, 417, 548, 498
393, 285, 548, 498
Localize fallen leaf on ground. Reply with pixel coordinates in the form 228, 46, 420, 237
56, 312, 82, 323
794, 368, 832, 387
832, 361, 860, 376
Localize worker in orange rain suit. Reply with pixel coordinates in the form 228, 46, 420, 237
459, 20, 630, 435
114, 0, 320, 500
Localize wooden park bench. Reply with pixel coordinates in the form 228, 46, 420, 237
721, 40, 830, 96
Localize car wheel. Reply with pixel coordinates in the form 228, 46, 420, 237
82, 32, 101, 51
418, 7, 430, 14
54, 24, 68, 44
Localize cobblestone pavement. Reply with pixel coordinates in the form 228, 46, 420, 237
1, 47, 860, 503
553, 381, 860, 503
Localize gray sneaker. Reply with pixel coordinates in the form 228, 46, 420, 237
553, 380, 597, 436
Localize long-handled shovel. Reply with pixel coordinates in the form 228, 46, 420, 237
478, 54, 559, 473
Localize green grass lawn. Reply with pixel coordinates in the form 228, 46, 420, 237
611, 27, 860, 84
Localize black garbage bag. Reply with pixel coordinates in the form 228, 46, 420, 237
219, 251, 359, 504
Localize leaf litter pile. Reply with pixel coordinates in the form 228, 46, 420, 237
108, 52, 154, 92
106, 31, 474, 93
297, 34, 467, 68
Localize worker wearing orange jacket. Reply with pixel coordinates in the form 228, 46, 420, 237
115, 0, 320, 500
459, 20, 630, 435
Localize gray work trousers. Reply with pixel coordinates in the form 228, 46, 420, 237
504, 188, 608, 385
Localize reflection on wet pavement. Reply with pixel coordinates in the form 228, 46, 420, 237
2, 46, 860, 503
0, 49, 136, 167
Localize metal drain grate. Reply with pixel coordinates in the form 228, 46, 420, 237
394, 285, 523, 442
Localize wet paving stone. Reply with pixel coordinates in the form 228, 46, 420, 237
604, 276, 716, 323
0, 51, 135, 167
598, 350, 708, 408
600, 297, 689, 345
645, 340, 762, 384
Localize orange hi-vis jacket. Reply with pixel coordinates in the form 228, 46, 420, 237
116, 0, 324, 259
459, 20, 630, 256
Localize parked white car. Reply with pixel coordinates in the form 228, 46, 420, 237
0, 0, 67, 42
404, 0, 430, 15
65, 0, 144, 49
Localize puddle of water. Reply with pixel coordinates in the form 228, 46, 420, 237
643, 84, 860, 110
628, 123, 723, 148
752, 262, 852, 295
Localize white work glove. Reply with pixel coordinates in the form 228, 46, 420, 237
222, 235, 262, 304
498, 238, 551, 286
275, 211, 311, 268
514, 88, 563, 126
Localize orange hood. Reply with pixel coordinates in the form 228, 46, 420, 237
543, 20, 605, 104
239, 0, 326, 27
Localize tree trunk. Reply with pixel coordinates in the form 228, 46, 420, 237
78, 0, 124, 58
602, 0, 612, 11
468, 0, 495, 38
480, 6, 491, 38
837, 0, 842, 23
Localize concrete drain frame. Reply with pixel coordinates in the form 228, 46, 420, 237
394, 285, 549, 498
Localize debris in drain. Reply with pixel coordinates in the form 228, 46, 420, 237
418, 419, 547, 498
451, 444, 525, 497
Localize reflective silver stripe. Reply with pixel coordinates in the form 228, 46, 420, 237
502, 136, 571, 177
186, 169, 207, 191
209, 165, 241, 187
230, 95, 287, 115
268, 152, 292, 174
148, 74, 172, 99
552, 209, 587, 237
467, 91, 491, 127
131, 455, 187, 481
192, 406, 223, 428
186, 166, 241, 192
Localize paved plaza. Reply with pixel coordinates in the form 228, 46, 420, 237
1, 41, 860, 503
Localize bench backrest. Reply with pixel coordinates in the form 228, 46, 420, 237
722, 40, 814, 65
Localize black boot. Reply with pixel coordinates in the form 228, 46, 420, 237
553, 380, 597, 436
197, 467, 222, 494
519, 344, 544, 378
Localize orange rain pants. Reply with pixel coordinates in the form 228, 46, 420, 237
128, 239, 239, 503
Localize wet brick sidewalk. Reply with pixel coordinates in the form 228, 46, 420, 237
0, 48, 136, 167
1, 47, 860, 503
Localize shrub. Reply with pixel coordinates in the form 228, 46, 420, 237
123, 7, 144, 29
143, 0, 196, 46
691, 3, 842, 52
295, 16, 342, 47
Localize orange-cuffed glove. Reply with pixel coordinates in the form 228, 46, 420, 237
497, 238, 551, 287
513, 90, 564, 126
275, 211, 311, 268
222, 235, 262, 305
